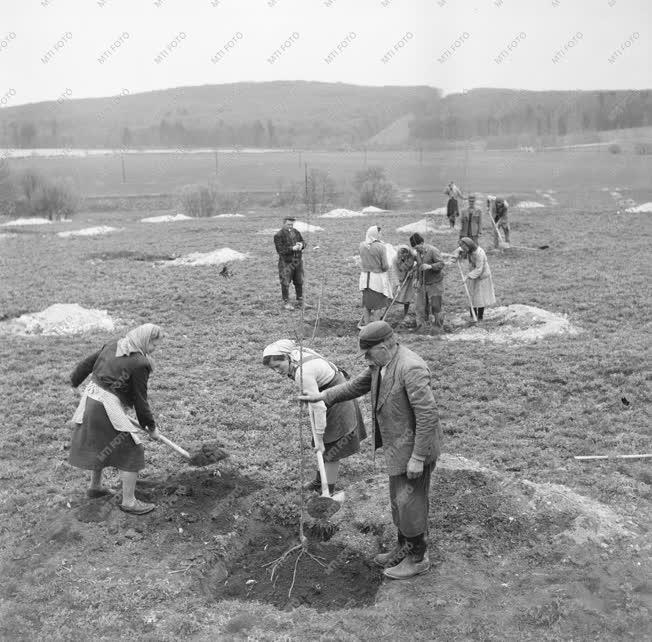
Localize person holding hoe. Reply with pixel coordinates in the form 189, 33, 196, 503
263, 340, 366, 494
68, 323, 162, 515
299, 321, 442, 580
457, 237, 496, 321
409, 232, 446, 334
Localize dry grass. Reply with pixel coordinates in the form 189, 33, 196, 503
0, 163, 650, 640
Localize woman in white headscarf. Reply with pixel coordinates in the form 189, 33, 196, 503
263, 340, 366, 494
358, 225, 393, 328
68, 323, 162, 515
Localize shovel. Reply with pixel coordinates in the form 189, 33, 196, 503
129, 418, 229, 467
305, 408, 345, 519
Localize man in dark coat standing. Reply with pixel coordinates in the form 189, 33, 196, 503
299, 321, 442, 580
459, 193, 483, 244
273, 216, 306, 310
409, 232, 446, 334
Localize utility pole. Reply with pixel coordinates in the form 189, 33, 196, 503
214, 150, 219, 176
121, 153, 126, 183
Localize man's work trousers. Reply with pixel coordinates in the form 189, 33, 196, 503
278, 257, 304, 302
389, 462, 433, 539
415, 286, 443, 328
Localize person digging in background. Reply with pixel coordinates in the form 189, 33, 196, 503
459, 193, 483, 245
273, 216, 306, 311
263, 340, 366, 494
392, 245, 417, 326
492, 196, 510, 246
444, 181, 464, 229
457, 236, 496, 321
68, 323, 162, 515
298, 321, 441, 580
358, 225, 393, 328
409, 233, 446, 334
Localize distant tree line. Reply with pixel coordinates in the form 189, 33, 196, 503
1, 86, 650, 150
409, 89, 652, 143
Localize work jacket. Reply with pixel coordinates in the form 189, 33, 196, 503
274, 227, 305, 261
415, 244, 445, 288
321, 344, 441, 475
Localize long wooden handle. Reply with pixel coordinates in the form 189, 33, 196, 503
307, 406, 331, 498
489, 210, 505, 242
574, 454, 651, 461
129, 418, 191, 460
157, 434, 191, 460
457, 260, 477, 322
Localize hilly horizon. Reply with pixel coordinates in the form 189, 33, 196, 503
1, 81, 651, 150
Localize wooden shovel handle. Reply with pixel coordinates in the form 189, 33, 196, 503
129, 417, 191, 460
157, 433, 191, 460
307, 406, 331, 498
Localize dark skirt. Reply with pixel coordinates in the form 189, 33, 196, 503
320, 372, 367, 462
69, 398, 145, 472
447, 197, 459, 219
362, 289, 389, 311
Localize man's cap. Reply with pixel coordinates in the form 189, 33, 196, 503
283, 216, 296, 222
358, 321, 394, 352
468, 194, 476, 200
409, 232, 424, 247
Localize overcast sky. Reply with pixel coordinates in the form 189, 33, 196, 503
1, 0, 650, 107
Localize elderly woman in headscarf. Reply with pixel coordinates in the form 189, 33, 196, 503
392, 244, 417, 325
359, 224, 393, 328
68, 323, 162, 515
458, 237, 496, 321
263, 340, 366, 494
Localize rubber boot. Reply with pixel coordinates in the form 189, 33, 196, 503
295, 283, 304, 305
477, 307, 484, 320
373, 532, 407, 568
383, 534, 430, 579
281, 284, 289, 303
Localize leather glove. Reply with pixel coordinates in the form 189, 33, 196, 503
148, 427, 161, 441
406, 456, 424, 479
292, 243, 302, 251
420, 264, 431, 272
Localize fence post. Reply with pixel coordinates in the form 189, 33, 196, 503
121, 153, 126, 183
214, 150, 219, 176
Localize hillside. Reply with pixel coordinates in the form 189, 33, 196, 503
0, 81, 440, 150
2, 83, 651, 150
409, 88, 652, 149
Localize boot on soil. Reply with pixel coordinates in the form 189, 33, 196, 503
283, 301, 294, 311
383, 552, 430, 579
303, 474, 321, 493
373, 533, 407, 568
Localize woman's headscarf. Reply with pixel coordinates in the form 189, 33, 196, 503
363, 225, 381, 247
262, 339, 322, 366
459, 237, 478, 253
262, 339, 296, 360
116, 323, 162, 365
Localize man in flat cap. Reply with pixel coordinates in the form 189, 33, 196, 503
299, 321, 442, 580
409, 233, 446, 334
459, 193, 483, 244
273, 216, 306, 310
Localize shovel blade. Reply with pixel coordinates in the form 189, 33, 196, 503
307, 495, 343, 520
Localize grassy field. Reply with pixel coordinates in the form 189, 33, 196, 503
0, 154, 650, 640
